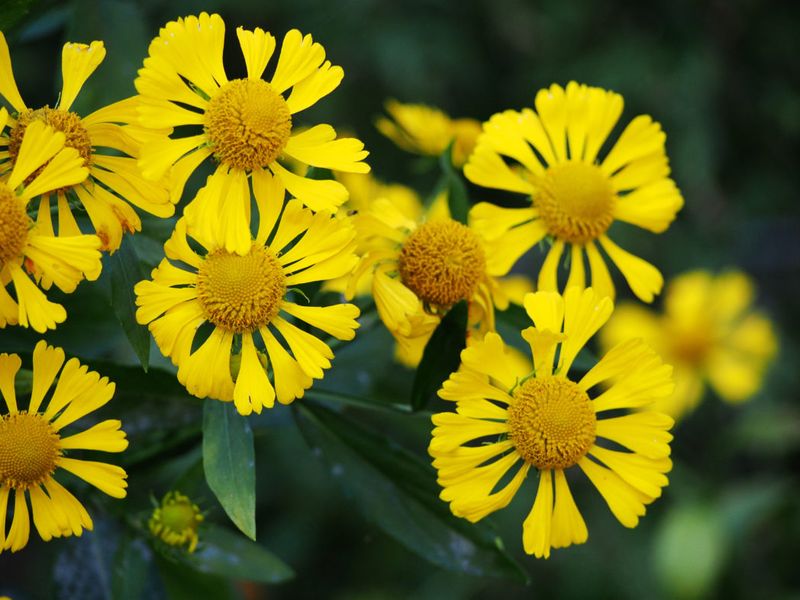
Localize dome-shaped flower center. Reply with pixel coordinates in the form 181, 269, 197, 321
0, 412, 61, 489
160, 500, 200, 535
507, 377, 596, 470
196, 245, 286, 333
149, 491, 204, 552
536, 161, 616, 244
204, 78, 293, 171
9, 107, 93, 170
398, 219, 486, 308
0, 184, 30, 263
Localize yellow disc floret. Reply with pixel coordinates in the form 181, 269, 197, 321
0, 184, 29, 263
9, 106, 93, 168
507, 377, 596, 470
398, 219, 486, 308
536, 161, 616, 244
196, 245, 286, 333
0, 412, 61, 489
204, 78, 293, 171
149, 491, 204, 553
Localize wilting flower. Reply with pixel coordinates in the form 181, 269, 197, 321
0, 33, 172, 252
0, 341, 128, 553
135, 169, 361, 415
135, 12, 369, 213
464, 81, 683, 302
0, 114, 101, 332
376, 99, 481, 167
431, 287, 674, 557
600, 270, 778, 419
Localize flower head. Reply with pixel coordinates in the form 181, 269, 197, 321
349, 192, 515, 365
376, 99, 481, 167
430, 287, 675, 557
135, 12, 369, 212
464, 82, 684, 302
0, 34, 173, 252
0, 341, 128, 553
149, 491, 204, 552
135, 169, 361, 415
600, 270, 778, 419
0, 112, 102, 332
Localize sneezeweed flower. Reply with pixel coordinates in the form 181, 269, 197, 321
0, 341, 128, 553
430, 287, 675, 557
600, 270, 778, 420
348, 194, 514, 363
149, 491, 203, 553
376, 99, 482, 167
464, 81, 684, 302
135, 169, 361, 415
135, 12, 369, 213
0, 33, 173, 252
0, 114, 102, 332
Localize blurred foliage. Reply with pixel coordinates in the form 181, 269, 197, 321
1, 0, 799, 598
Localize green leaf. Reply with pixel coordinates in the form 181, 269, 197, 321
109, 235, 150, 370
112, 535, 151, 600
411, 300, 468, 411
0, 0, 39, 30
156, 556, 236, 600
181, 523, 294, 584
202, 400, 256, 540
439, 142, 469, 223
295, 403, 528, 582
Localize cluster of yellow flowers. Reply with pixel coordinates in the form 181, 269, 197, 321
0, 12, 777, 560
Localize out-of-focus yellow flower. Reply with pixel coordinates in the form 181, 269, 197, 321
465, 81, 684, 302
431, 287, 674, 558
376, 99, 481, 167
600, 270, 778, 419
149, 491, 203, 553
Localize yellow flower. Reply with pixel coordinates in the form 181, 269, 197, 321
0, 113, 102, 332
149, 491, 203, 553
431, 287, 675, 558
376, 99, 481, 167
0, 341, 128, 553
135, 169, 361, 415
0, 34, 173, 252
348, 192, 514, 365
600, 270, 778, 419
464, 81, 684, 302
135, 12, 369, 213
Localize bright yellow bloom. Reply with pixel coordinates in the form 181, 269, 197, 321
348, 191, 515, 366
0, 114, 102, 332
600, 270, 777, 419
376, 99, 481, 167
0, 341, 128, 553
135, 169, 361, 415
149, 491, 203, 553
0, 34, 172, 252
464, 81, 684, 302
431, 287, 675, 558
135, 12, 369, 213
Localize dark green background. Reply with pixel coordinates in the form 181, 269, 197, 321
1, 0, 798, 598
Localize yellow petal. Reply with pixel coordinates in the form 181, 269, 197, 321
0, 353, 21, 414
595, 412, 674, 459
578, 457, 647, 528
560, 286, 613, 372
59, 419, 128, 452
9, 265, 67, 333
7, 121, 65, 191
522, 469, 553, 558
614, 178, 683, 233
59, 41, 106, 111
270, 29, 326, 94
281, 302, 360, 340
599, 235, 663, 302
236, 26, 276, 80
270, 161, 349, 211
464, 143, 535, 195
0, 32, 26, 111
177, 328, 234, 401
233, 333, 275, 415
58, 457, 128, 498
538, 240, 564, 292
284, 125, 369, 173
22, 147, 88, 200
4, 489, 30, 552
550, 469, 588, 550
260, 326, 313, 404
29, 340, 65, 414
535, 83, 568, 162
286, 60, 343, 114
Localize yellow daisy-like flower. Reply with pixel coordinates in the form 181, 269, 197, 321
134, 169, 361, 415
376, 99, 482, 167
0, 34, 172, 252
431, 287, 675, 558
600, 270, 778, 420
0, 114, 102, 332
464, 81, 684, 302
0, 341, 128, 553
348, 192, 514, 363
135, 12, 369, 213
149, 491, 204, 553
